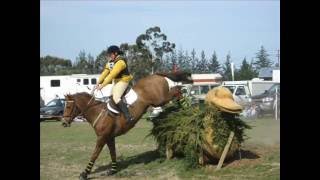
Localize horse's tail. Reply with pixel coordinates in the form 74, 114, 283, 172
155, 71, 193, 83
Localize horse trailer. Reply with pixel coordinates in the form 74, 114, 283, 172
40, 74, 113, 104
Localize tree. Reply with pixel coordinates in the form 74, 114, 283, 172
136, 26, 175, 73
40, 55, 72, 75
176, 48, 191, 72
162, 54, 172, 72
169, 50, 178, 72
208, 51, 221, 74
190, 49, 199, 73
177, 48, 185, 71
237, 57, 257, 80
95, 50, 108, 74
222, 52, 232, 81
196, 50, 209, 73
87, 53, 95, 74
253, 46, 273, 70
120, 43, 153, 83
74, 50, 88, 74
184, 50, 192, 72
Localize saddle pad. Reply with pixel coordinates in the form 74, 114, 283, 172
124, 88, 138, 105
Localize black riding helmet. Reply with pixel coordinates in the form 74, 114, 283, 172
107, 45, 123, 55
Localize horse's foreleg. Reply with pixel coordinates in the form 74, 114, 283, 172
79, 136, 105, 180
104, 136, 117, 175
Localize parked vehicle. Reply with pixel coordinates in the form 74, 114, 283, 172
190, 84, 220, 103
222, 80, 278, 96
250, 83, 280, 116
40, 74, 113, 105
40, 98, 65, 121
222, 84, 251, 107
40, 95, 45, 108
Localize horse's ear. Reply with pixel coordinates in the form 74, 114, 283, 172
65, 93, 72, 99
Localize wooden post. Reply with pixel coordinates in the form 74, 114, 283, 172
216, 131, 235, 170
166, 145, 173, 159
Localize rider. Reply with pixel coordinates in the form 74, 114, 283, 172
96, 45, 134, 123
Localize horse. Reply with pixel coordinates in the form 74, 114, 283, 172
61, 71, 192, 180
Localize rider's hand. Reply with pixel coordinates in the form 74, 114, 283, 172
96, 84, 103, 91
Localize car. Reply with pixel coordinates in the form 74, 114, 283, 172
40, 95, 45, 108
40, 98, 65, 121
190, 84, 220, 103
250, 83, 280, 117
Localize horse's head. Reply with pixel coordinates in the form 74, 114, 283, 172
61, 94, 81, 127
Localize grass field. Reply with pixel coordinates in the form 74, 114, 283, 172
40, 117, 280, 180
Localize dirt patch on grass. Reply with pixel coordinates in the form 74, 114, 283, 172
227, 144, 279, 167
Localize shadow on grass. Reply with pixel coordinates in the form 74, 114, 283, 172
92, 150, 162, 174
90, 149, 260, 178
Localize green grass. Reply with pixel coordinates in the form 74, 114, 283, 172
40, 117, 280, 180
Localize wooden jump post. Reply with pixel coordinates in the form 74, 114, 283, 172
216, 131, 235, 170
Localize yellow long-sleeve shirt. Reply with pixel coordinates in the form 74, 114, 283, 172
98, 59, 133, 87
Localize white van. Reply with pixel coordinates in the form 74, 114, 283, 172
222, 84, 251, 106
190, 84, 220, 102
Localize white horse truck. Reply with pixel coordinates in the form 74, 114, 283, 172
40, 74, 113, 105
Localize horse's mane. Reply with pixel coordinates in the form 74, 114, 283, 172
72, 92, 104, 104
74, 92, 92, 98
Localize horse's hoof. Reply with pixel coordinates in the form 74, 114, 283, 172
79, 172, 88, 180
101, 169, 117, 176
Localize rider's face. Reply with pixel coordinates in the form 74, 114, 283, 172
107, 53, 117, 61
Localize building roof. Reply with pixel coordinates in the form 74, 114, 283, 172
258, 67, 279, 78
191, 73, 223, 79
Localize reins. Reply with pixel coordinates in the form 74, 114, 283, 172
79, 88, 105, 117
74, 88, 108, 128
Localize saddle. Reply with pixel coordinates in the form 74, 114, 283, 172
106, 87, 138, 116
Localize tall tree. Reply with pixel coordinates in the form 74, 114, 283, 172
237, 57, 257, 80
184, 50, 192, 72
253, 46, 273, 70
74, 50, 89, 74
177, 48, 185, 71
222, 52, 232, 80
169, 50, 178, 72
136, 26, 175, 73
208, 51, 221, 74
196, 50, 209, 73
177, 48, 191, 72
95, 50, 108, 74
120, 43, 153, 83
190, 49, 199, 73
87, 53, 95, 74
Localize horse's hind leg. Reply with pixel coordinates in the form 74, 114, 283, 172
79, 136, 105, 180
102, 137, 118, 176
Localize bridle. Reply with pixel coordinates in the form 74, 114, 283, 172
63, 90, 106, 125
63, 100, 79, 119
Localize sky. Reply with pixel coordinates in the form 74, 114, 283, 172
40, 0, 280, 67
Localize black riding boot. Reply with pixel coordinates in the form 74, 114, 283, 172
117, 100, 134, 123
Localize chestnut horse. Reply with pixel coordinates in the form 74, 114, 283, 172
62, 71, 192, 180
